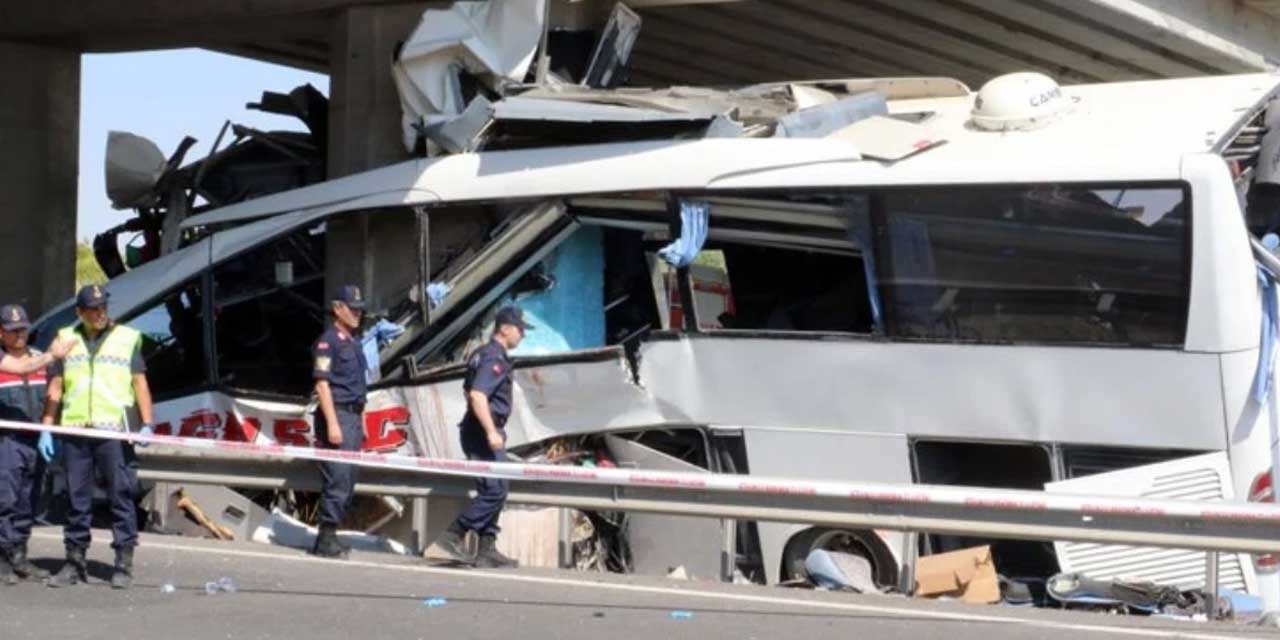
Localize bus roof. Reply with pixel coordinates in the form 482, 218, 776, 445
182, 73, 1280, 230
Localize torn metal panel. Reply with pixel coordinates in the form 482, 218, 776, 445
788, 84, 838, 110
603, 434, 722, 579
392, 0, 548, 152
394, 347, 668, 452
473, 96, 718, 147
422, 95, 496, 154
634, 334, 1227, 451
246, 83, 329, 146
773, 92, 888, 139
1046, 452, 1256, 594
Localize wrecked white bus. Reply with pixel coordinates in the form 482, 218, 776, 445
33, 72, 1280, 602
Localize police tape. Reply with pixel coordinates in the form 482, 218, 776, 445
4, 417, 1280, 530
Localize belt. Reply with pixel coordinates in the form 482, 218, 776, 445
334, 402, 365, 413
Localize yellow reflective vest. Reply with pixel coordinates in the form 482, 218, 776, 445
57, 324, 140, 429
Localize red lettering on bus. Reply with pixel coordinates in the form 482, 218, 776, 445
363, 406, 410, 452
272, 418, 311, 446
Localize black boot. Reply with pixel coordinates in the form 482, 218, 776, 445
11, 543, 49, 581
475, 534, 517, 569
434, 522, 474, 566
46, 547, 87, 588
311, 524, 346, 559
110, 547, 134, 590
0, 548, 15, 586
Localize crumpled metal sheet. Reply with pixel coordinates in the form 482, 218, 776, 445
392, 0, 547, 152
394, 347, 669, 454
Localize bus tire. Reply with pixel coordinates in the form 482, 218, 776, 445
780, 527, 899, 589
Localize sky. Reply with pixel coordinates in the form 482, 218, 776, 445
78, 49, 330, 240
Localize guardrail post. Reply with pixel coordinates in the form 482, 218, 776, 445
412, 497, 430, 556
558, 508, 573, 569
900, 531, 919, 595
1205, 551, 1220, 619
720, 518, 736, 583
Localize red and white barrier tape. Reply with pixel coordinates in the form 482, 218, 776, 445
4, 418, 1280, 528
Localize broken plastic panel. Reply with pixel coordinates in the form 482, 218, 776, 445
1046, 452, 1255, 593
105, 131, 168, 209
582, 3, 642, 89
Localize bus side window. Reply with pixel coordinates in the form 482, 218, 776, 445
876, 185, 1189, 346
656, 243, 874, 334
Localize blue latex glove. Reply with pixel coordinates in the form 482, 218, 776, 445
37, 431, 56, 462
136, 423, 154, 448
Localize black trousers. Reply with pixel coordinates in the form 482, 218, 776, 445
315, 406, 364, 527
0, 434, 42, 550
63, 436, 138, 551
453, 416, 509, 536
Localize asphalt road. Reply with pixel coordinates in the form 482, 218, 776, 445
1, 527, 1276, 640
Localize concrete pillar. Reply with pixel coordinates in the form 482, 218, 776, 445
0, 42, 79, 315
326, 2, 432, 311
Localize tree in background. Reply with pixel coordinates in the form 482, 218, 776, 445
75, 241, 107, 290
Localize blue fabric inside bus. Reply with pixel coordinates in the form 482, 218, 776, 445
511, 226, 605, 356
658, 200, 709, 268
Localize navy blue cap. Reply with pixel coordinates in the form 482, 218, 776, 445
495, 305, 533, 331
76, 284, 110, 309
333, 284, 366, 310
0, 304, 30, 331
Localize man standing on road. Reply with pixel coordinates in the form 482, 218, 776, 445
310, 285, 368, 559
435, 305, 528, 569
0, 305, 55, 585
43, 285, 154, 590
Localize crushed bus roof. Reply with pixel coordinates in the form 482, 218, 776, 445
182, 73, 1280, 231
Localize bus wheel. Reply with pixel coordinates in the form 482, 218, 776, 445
781, 528, 899, 589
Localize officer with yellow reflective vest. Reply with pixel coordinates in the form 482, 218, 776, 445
41, 285, 154, 590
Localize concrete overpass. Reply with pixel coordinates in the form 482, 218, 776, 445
2, 0, 1279, 313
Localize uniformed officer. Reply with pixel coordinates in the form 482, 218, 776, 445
42, 285, 154, 590
435, 305, 530, 569
0, 304, 53, 585
310, 285, 368, 559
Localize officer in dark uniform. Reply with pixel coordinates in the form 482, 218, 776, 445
435, 305, 530, 568
0, 305, 51, 585
310, 285, 368, 559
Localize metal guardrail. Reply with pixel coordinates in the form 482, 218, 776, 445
136, 446, 1280, 556
3, 416, 1277, 573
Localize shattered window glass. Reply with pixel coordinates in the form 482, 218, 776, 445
129, 279, 209, 398
212, 229, 326, 396
876, 184, 1189, 346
